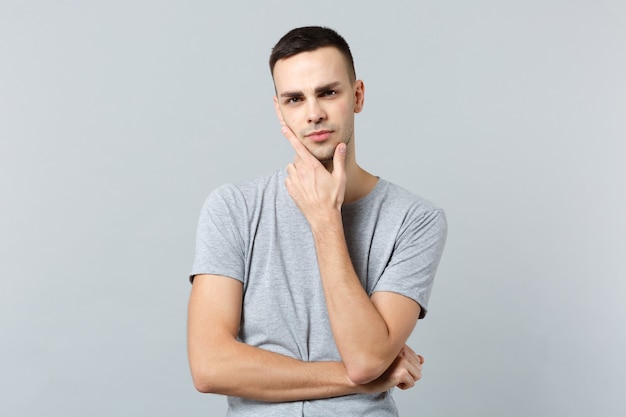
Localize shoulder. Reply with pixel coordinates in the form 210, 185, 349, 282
377, 179, 447, 235
203, 169, 286, 208
377, 179, 444, 214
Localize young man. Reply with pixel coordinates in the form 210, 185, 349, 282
187, 26, 447, 416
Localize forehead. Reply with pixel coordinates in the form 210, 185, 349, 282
273, 47, 352, 93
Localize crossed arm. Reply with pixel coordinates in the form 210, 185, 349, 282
187, 126, 424, 402
187, 274, 422, 402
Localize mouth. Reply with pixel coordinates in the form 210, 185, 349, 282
305, 130, 333, 142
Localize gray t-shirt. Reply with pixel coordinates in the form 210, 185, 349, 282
191, 168, 447, 417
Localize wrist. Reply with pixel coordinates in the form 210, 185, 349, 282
308, 208, 343, 235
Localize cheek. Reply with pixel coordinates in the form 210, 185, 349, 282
280, 110, 302, 136
280, 107, 298, 124
283, 114, 298, 130
337, 101, 354, 120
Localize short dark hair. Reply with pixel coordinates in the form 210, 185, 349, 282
269, 26, 356, 82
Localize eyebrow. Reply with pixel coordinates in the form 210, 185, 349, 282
279, 81, 341, 98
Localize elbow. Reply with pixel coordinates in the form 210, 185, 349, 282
188, 338, 238, 394
190, 366, 220, 394
346, 358, 389, 385
193, 377, 214, 394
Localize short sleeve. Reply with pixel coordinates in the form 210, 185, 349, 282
190, 184, 248, 283
373, 208, 447, 319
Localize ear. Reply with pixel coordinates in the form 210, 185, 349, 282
353, 80, 365, 114
273, 96, 285, 123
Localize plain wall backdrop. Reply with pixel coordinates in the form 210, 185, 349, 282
1, 1, 625, 416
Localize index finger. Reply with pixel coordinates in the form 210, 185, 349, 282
280, 123, 318, 164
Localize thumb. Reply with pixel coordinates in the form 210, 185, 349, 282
333, 143, 347, 178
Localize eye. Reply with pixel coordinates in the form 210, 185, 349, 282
285, 97, 301, 104
322, 89, 337, 97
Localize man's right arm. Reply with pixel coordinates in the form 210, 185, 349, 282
187, 274, 422, 402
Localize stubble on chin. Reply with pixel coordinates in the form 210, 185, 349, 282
313, 146, 337, 163
309, 137, 350, 163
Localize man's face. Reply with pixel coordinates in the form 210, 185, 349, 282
273, 47, 364, 163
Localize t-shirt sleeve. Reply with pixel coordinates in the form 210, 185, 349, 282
373, 207, 447, 319
189, 184, 248, 283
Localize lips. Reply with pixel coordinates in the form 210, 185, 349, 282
305, 130, 333, 142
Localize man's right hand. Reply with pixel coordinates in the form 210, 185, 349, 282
360, 345, 424, 393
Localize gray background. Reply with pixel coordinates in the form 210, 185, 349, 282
1, 0, 625, 416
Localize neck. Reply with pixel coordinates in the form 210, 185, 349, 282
345, 163, 378, 204
324, 153, 377, 205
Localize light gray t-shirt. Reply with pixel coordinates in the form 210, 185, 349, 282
191, 168, 447, 417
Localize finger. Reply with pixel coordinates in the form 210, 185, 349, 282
414, 361, 423, 381
402, 344, 416, 355
332, 143, 346, 179
292, 151, 304, 167
402, 345, 424, 366
284, 163, 302, 199
404, 360, 421, 381
397, 354, 422, 382
280, 124, 299, 148
281, 125, 317, 164
396, 371, 415, 390
285, 162, 297, 176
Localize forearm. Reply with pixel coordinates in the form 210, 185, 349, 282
188, 274, 365, 402
310, 212, 406, 383
190, 336, 362, 402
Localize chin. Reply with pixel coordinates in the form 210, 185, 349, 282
316, 155, 334, 164
308, 145, 337, 163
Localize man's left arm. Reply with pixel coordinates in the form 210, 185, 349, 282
283, 126, 430, 385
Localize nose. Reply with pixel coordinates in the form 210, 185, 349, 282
307, 99, 326, 124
